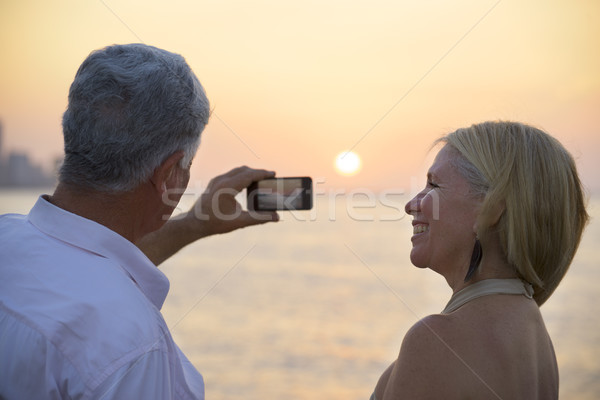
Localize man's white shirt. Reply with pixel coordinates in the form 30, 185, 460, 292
0, 196, 204, 399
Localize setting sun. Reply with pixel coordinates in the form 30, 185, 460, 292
335, 150, 361, 176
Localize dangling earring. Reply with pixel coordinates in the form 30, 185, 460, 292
464, 237, 482, 282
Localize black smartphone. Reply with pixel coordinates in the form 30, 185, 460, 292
247, 177, 313, 211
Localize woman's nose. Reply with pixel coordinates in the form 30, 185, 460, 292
405, 191, 422, 215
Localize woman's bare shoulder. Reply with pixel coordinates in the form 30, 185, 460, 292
379, 315, 470, 399
379, 299, 556, 400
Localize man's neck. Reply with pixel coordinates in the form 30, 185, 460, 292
49, 182, 149, 243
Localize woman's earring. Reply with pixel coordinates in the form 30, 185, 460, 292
464, 238, 483, 282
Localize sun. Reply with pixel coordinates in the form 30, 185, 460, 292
335, 150, 361, 176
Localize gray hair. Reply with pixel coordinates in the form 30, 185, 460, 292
60, 43, 210, 192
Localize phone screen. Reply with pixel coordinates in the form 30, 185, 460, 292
247, 177, 313, 211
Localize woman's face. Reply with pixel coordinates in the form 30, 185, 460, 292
405, 145, 482, 277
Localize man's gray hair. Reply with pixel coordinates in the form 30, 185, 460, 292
60, 43, 210, 192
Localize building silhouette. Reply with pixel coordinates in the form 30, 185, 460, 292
0, 121, 57, 188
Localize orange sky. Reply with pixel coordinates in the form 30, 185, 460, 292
1, 0, 599, 192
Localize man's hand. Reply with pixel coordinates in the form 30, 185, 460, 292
137, 166, 279, 265
184, 166, 279, 237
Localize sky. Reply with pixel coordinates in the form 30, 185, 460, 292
1, 0, 599, 192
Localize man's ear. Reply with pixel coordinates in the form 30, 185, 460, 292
149, 151, 185, 194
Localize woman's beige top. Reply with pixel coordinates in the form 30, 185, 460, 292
441, 278, 534, 314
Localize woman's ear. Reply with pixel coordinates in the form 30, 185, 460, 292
475, 199, 505, 236
149, 151, 185, 194
487, 200, 506, 227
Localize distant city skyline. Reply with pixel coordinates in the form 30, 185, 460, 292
0, 122, 57, 188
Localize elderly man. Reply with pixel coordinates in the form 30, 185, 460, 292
0, 44, 277, 399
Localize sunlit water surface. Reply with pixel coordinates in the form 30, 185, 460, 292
1, 190, 598, 399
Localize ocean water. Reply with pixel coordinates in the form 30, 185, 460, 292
1, 189, 599, 399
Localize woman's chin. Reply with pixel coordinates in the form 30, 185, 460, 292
408, 252, 428, 269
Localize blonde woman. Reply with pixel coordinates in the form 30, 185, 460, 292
371, 121, 588, 399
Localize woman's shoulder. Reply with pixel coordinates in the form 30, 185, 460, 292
401, 314, 455, 353
374, 314, 473, 399
402, 296, 546, 366
399, 313, 479, 374
402, 312, 474, 351
379, 298, 556, 399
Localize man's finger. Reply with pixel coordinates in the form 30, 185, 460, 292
219, 167, 276, 192
240, 210, 280, 226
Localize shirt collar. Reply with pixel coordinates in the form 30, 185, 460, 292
28, 195, 170, 310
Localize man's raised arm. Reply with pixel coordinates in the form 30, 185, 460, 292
137, 166, 279, 265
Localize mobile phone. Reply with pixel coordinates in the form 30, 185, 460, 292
247, 177, 313, 211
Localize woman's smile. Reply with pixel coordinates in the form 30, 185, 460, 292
411, 222, 429, 236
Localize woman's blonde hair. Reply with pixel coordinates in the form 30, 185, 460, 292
439, 121, 589, 305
